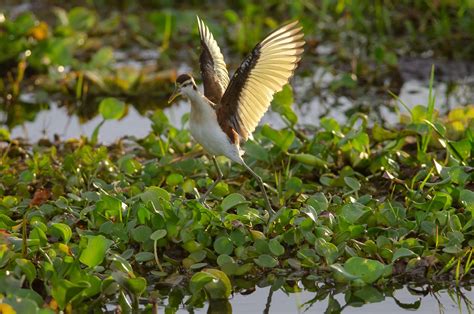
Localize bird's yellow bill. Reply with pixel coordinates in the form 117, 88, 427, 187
168, 88, 181, 104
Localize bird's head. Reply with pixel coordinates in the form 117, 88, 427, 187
168, 73, 197, 104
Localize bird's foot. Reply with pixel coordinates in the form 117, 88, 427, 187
198, 197, 212, 209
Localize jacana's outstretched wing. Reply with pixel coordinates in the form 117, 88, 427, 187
197, 16, 230, 104
216, 21, 304, 140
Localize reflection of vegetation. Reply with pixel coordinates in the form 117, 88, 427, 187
1, 1, 474, 129
0, 80, 473, 311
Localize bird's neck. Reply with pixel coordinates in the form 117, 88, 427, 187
185, 89, 216, 121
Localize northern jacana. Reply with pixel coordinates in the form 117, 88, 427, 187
168, 16, 305, 215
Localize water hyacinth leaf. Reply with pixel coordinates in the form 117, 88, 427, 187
150, 229, 167, 241
190, 271, 214, 294
315, 239, 339, 264
269, 239, 285, 256
307, 193, 329, 214
67, 7, 96, 31
99, 97, 126, 120
135, 252, 155, 262
290, 153, 327, 168
459, 189, 474, 211
0, 128, 10, 141
340, 203, 367, 224
79, 235, 111, 268
140, 186, 170, 207
126, 277, 147, 295
190, 269, 232, 300
49, 223, 72, 243
244, 140, 269, 162
344, 177, 361, 191
214, 236, 233, 255
261, 125, 295, 152
391, 248, 417, 263
330, 263, 360, 282
166, 173, 184, 186
344, 257, 386, 284
217, 254, 234, 266
302, 205, 318, 223
221, 193, 247, 211
190, 262, 208, 270
271, 84, 297, 125
96, 195, 125, 220
111, 271, 146, 295
131, 225, 152, 243
255, 254, 278, 268
89, 47, 114, 68
15, 259, 36, 284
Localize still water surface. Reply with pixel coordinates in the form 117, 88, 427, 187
170, 286, 473, 313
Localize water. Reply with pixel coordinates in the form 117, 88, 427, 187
167, 285, 473, 313
7, 71, 474, 143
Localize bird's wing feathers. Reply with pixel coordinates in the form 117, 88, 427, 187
216, 21, 304, 140
197, 16, 230, 104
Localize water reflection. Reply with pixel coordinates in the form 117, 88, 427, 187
170, 284, 473, 313
6, 71, 474, 143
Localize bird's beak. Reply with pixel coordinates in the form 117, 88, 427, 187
168, 87, 181, 104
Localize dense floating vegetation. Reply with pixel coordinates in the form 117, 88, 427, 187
1, 84, 473, 312
0, 1, 473, 313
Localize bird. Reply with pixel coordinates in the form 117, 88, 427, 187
168, 16, 305, 215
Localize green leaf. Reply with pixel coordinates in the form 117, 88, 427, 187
221, 193, 248, 211
131, 225, 152, 243
15, 259, 36, 284
99, 97, 126, 120
460, 189, 474, 211
214, 236, 233, 255
135, 252, 154, 262
202, 269, 232, 300
217, 254, 235, 267
344, 257, 386, 284
150, 229, 167, 241
0, 128, 10, 141
50, 223, 72, 243
68, 7, 96, 31
255, 254, 278, 268
330, 263, 360, 282
340, 203, 367, 224
268, 239, 285, 256
261, 125, 295, 152
190, 271, 215, 294
391, 248, 417, 263
190, 269, 232, 300
140, 186, 170, 207
127, 277, 147, 295
344, 177, 361, 191
79, 235, 110, 268
96, 194, 125, 221
89, 47, 114, 68
166, 173, 184, 186
450, 139, 471, 160
290, 153, 327, 168
271, 84, 297, 125
315, 239, 339, 264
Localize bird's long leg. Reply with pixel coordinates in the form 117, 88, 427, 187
199, 156, 223, 203
241, 161, 275, 216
